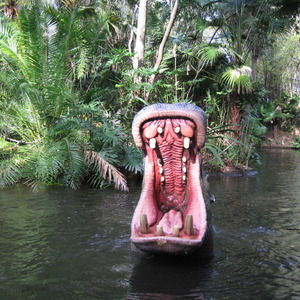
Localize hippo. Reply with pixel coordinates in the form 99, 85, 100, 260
131, 103, 213, 255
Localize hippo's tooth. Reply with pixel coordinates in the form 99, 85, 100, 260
184, 137, 190, 149
157, 158, 162, 167
174, 126, 180, 133
150, 138, 156, 149
184, 215, 194, 236
157, 126, 163, 134
159, 167, 163, 174
182, 175, 186, 181
140, 214, 150, 234
161, 176, 165, 182
156, 225, 164, 236
182, 156, 187, 163
183, 166, 187, 173
172, 225, 179, 237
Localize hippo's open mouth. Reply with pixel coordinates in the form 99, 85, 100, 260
131, 103, 210, 255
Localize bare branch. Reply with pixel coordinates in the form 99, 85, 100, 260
153, 0, 179, 72
145, 0, 179, 101
5, 137, 42, 145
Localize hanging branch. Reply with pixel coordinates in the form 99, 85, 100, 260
145, 0, 179, 102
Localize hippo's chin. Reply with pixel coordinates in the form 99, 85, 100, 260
131, 103, 212, 255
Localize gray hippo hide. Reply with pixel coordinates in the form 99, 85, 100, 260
131, 103, 213, 255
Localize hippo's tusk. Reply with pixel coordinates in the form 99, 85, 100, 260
140, 214, 150, 234
184, 215, 194, 236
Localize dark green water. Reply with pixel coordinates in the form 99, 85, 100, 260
0, 149, 299, 299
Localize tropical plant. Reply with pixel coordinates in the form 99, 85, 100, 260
190, 0, 297, 136
293, 136, 300, 149
0, 3, 134, 191
258, 101, 293, 128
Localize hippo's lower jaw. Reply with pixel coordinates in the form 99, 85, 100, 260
131, 103, 210, 255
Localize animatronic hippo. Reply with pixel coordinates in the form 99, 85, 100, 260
131, 103, 213, 255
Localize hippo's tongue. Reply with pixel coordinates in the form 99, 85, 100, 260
158, 210, 183, 235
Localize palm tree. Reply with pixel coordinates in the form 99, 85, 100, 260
0, 4, 129, 191
196, 0, 286, 134
1, 0, 18, 18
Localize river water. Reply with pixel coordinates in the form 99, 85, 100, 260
0, 149, 299, 299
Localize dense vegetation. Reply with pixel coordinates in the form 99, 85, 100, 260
0, 0, 299, 191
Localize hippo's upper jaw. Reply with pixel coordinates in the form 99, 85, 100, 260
131, 103, 210, 255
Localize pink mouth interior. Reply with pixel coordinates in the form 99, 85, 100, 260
143, 118, 195, 212
131, 117, 207, 244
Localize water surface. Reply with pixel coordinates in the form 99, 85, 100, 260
0, 149, 299, 299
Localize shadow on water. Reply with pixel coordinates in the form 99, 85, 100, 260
129, 252, 213, 299
0, 149, 299, 299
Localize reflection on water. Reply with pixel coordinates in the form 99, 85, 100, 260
0, 149, 299, 299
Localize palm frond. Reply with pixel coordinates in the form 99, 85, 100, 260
19, 143, 62, 190
85, 150, 128, 192
76, 43, 90, 79
221, 66, 252, 93
198, 44, 227, 66
0, 160, 23, 188
121, 146, 144, 174
60, 139, 86, 189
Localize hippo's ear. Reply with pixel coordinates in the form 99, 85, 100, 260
132, 103, 207, 150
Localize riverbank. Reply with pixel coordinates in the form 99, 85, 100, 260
204, 129, 299, 175
262, 129, 299, 149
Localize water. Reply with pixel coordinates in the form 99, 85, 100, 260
0, 149, 299, 299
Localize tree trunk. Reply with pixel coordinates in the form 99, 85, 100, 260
128, 4, 139, 54
229, 93, 242, 138
129, 0, 148, 103
145, 0, 179, 102
132, 0, 147, 73
251, 53, 258, 81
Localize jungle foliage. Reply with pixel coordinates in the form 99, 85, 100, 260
0, 0, 299, 190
